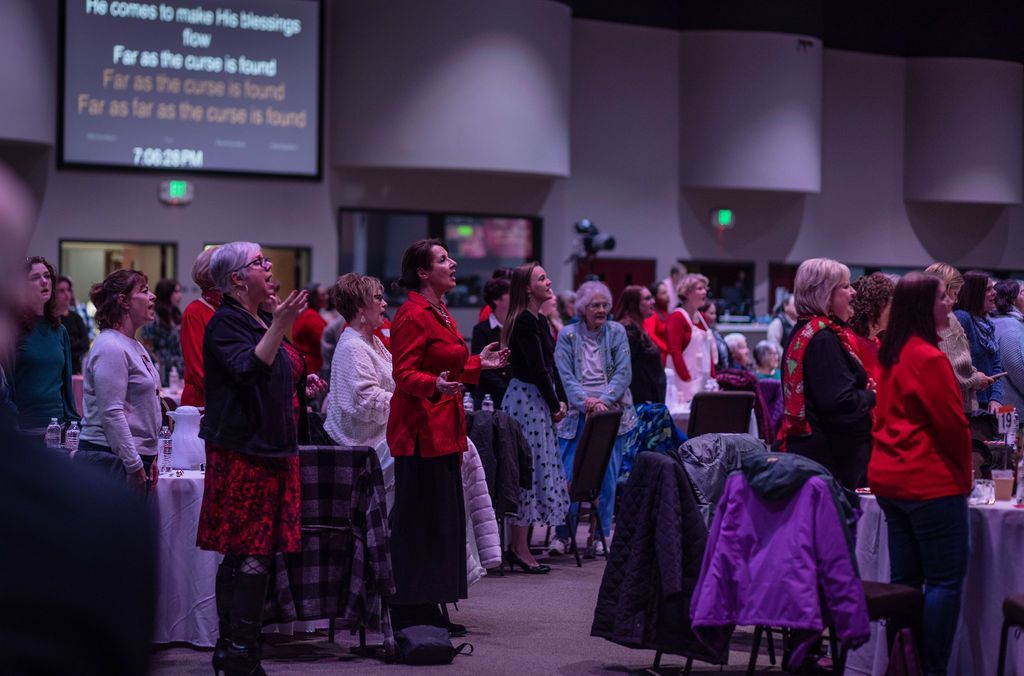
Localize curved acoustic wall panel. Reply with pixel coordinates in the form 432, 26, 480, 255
0, 1, 55, 145
679, 31, 822, 193
904, 58, 1022, 204
331, 0, 570, 176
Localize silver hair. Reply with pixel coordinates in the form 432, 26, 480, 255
574, 280, 613, 316
210, 241, 261, 295
794, 258, 850, 317
723, 332, 747, 355
754, 339, 780, 368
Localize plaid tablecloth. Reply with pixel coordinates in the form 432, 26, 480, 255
268, 445, 394, 636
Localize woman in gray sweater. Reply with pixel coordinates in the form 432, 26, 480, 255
78, 270, 161, 492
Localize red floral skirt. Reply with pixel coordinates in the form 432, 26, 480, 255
196, 442, 301, 555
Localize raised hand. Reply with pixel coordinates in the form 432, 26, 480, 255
272, 289, 308, 331
436, 370, 462, 396
479, 342, 510, 370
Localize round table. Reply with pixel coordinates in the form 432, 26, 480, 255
846, 494, 1024, 675
151, 471, 323, 647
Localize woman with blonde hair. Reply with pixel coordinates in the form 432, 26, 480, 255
180, 246, 220, 407
780, 258, 875, 489
665, 273, 717, 404
925, 262, 994, 412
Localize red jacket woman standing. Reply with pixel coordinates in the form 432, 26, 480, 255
868, 271, 971, 675
385, 239, 507, 632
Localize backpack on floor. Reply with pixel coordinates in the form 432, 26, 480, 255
394, 625, 473, 665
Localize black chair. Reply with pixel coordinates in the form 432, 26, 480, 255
687, 391, 755, 439
565, 409, 622, 567
998, 594, 1024, 676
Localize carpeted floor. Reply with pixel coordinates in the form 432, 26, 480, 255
149, 550, 778, 675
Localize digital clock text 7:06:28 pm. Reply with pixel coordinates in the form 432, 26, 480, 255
132, 147, 205, 168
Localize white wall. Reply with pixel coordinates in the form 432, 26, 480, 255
4, 8, 1023, 309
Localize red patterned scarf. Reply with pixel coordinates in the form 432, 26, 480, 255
779, 316, 862, 446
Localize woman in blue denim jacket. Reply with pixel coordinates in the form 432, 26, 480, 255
552, 280, 638, 555
954, 270, 1004, 413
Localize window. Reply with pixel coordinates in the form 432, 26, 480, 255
338, 208, 542, 308
60, 240, 177, 292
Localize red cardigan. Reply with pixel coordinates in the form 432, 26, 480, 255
386, 292, 481, 458
869, 336, 971, 500
180, 297, 217, 407
853, 334, 881, 385
666, 310, 696, 380
644, 311, 669, 365
292, 307, 327, 374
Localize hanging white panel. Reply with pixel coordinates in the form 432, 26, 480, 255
679, 30, 823, 193
0, 0, 55, 145
331, 0, 570, 177
904, 58, 1022, 204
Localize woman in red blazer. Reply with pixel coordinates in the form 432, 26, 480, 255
385, 238, 507, 632
868, 271, 971, 675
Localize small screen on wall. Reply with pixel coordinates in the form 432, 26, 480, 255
60, 0, 321, 177
444, 217, 534, 259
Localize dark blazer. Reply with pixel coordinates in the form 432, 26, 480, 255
782, 319, 875, 489
591, 451, 727, 663
470, 318, 510, 408
466, 409, 533, 515
200, 296, 308, 457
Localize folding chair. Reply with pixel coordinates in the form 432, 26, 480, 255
565, 409, 623, 567
687, 391, 755, 438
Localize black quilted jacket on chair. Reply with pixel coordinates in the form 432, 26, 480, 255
591, 451, 728, 663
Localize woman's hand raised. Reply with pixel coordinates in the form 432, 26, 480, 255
272, 290, 308, 331
479, 342, 510, 370
436, 370, 462, 396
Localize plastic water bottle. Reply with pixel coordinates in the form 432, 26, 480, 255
481, 394, 495, 412
159, 426, 173, 474
64, 421, 80, 454
463, 391, 474, 413
45, 418, 62, 449
168, 367, 181, 392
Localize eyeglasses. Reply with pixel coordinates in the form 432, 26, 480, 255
234, 255, 271, 273
588, 302, 610, 310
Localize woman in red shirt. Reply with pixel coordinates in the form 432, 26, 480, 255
291, 283, 328, 375
849, 272, 894, 385
643, 280, 670, 364
179, 247, 220, 407
386, 239, 507, 632
869, 271, 971, 676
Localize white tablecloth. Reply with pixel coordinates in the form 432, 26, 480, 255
846, 495, 1024, 675
668, 403, 758, 438
151, 471, 323, 647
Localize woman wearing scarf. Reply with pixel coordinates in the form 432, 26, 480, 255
780, 258, 875, 489
180, 246, 221, 407
954, 270, 1004, 413
992, 279, 1024, 411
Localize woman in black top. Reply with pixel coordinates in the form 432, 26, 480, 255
614, 285, 665, 404
500, 262, 568, 573
781, 258, 875, 489
196, 241, 311, 676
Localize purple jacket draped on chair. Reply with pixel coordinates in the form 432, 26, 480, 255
689, 472, 869, 667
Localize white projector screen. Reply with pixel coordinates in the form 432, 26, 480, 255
61, 0, 322, 177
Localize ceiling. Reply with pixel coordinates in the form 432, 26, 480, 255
552, 0, 1024, 64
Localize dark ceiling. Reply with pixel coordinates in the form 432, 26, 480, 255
552, 0, 1024, 64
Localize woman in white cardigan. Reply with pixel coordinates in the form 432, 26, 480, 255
323, 274, 395, 502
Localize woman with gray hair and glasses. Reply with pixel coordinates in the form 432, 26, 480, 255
780, 257, 875, 489
551, 280, 637, 556
195, 241, 311, 676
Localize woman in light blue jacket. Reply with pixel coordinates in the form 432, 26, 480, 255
552, 280, 637, 556
992, 279, 1024, 411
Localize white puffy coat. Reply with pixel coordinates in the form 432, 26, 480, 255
462, 438, 502, 583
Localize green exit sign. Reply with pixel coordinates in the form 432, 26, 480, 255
711, 208, 734, 229
168, 180, 188, 199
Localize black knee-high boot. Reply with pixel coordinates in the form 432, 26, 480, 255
212, 560, 238, 674
224, 571, 270, 676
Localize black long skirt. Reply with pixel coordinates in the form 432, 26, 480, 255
388, 451, 467, 605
